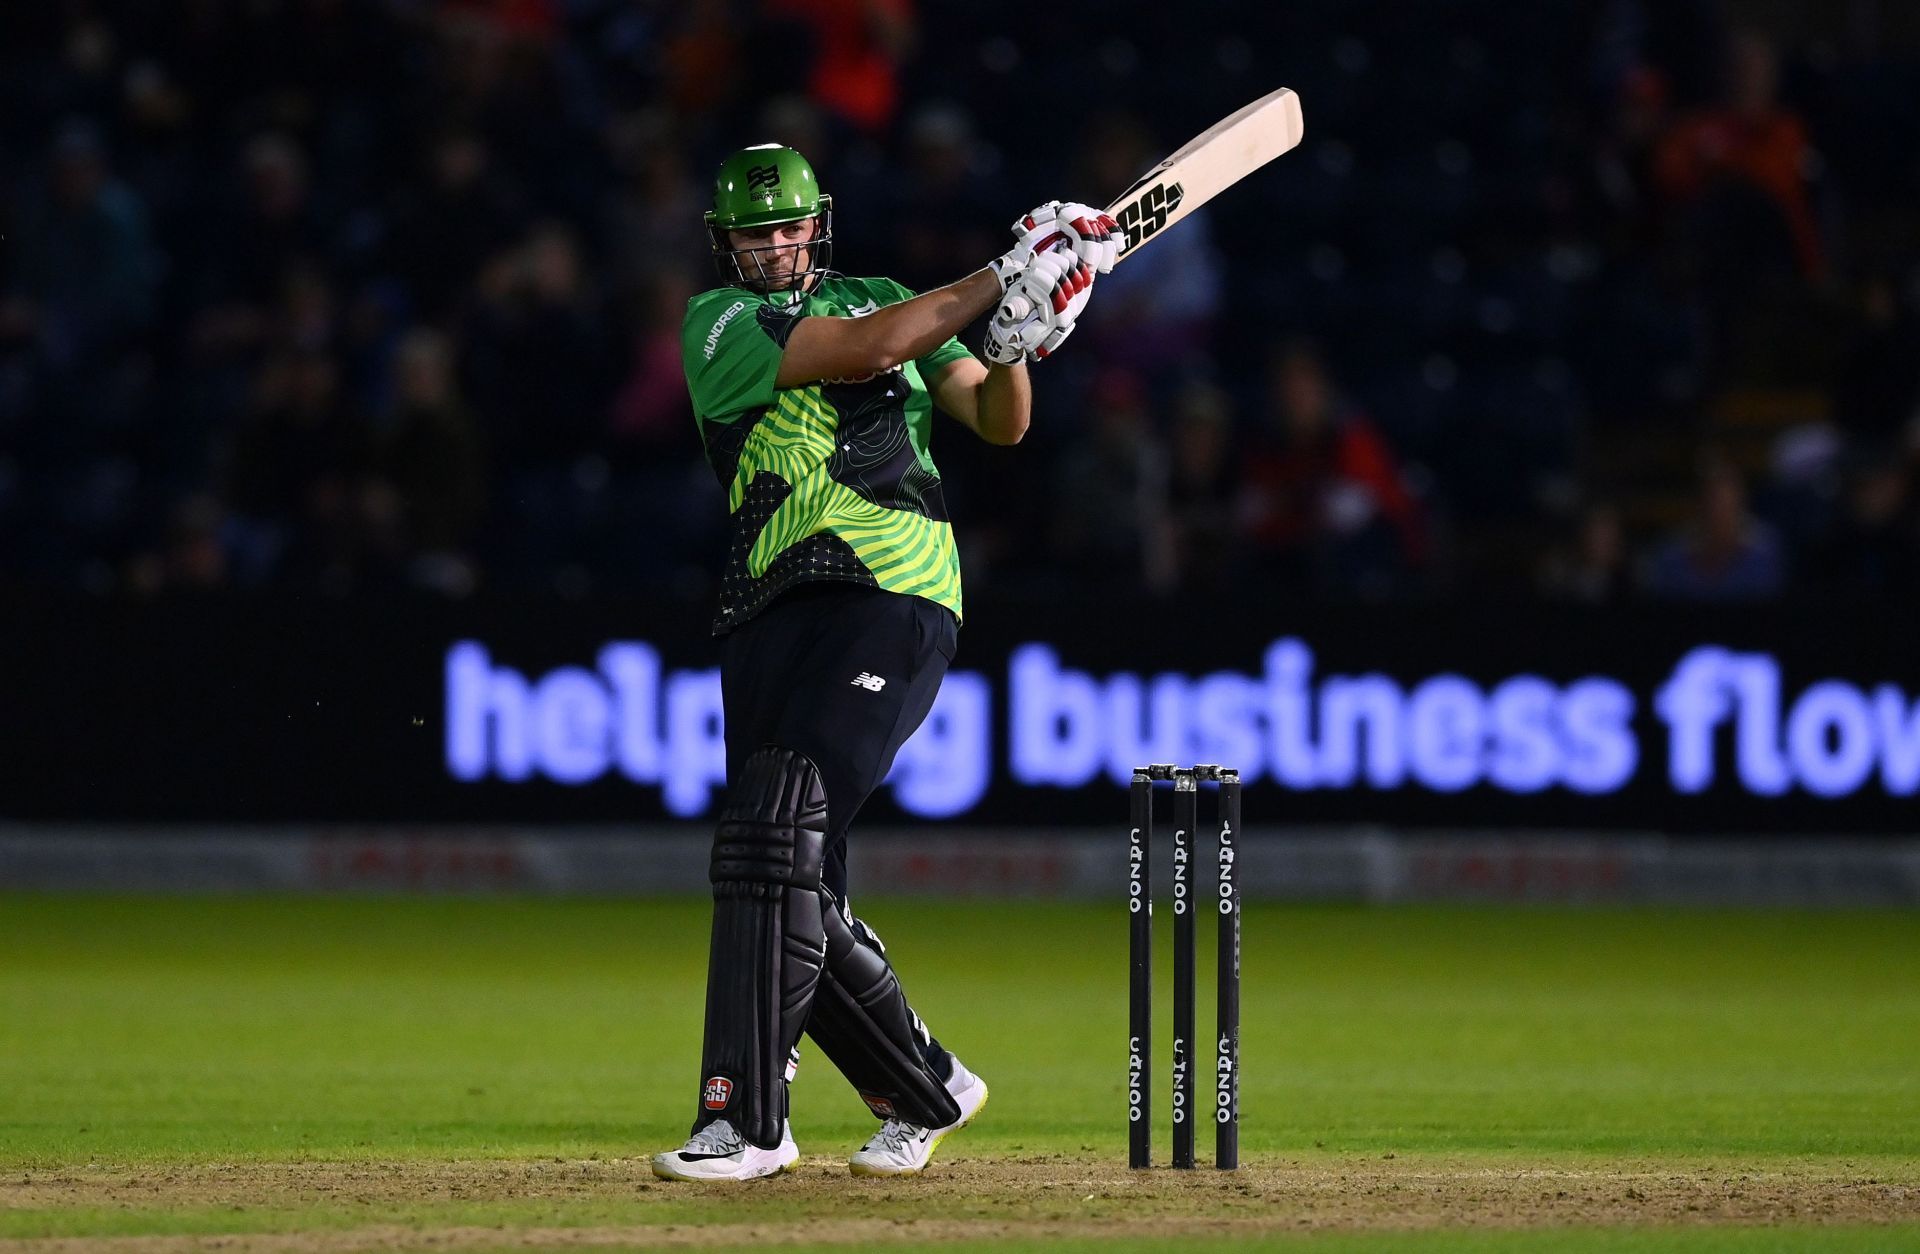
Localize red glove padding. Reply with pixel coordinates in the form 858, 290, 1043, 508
988, 244, 1097, 363
1048, 201, 1125, 273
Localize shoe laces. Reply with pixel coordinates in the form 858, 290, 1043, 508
869, 1118, 926, 1157
686, 1120, 744, 1156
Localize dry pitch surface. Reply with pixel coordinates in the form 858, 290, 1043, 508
8, 1155, 1920, 1252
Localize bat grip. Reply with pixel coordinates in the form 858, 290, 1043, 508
999, 294, 1033, 323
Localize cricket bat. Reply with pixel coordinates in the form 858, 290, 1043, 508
1000, 87, 1305, 323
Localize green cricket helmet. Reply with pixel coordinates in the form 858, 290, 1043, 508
705, 144, 834, 295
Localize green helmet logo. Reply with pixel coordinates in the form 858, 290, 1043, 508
707, 143, 831, 231
706, 144, 835, 296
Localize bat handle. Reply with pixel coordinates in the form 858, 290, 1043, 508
999, 294, 1033, 323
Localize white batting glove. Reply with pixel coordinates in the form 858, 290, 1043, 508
983, 246, 1095, 364
1004, 245, 1094, 324
1006, 200, 1126, 273
987, 204, 1075, 293
985, 303, 1081, 364
982, 311, 1034, 365
1047, 201, 1126, 273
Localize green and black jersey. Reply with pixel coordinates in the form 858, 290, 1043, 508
681, 275, 975, 634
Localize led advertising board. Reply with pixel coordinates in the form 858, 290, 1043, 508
6, 596, 1916, 833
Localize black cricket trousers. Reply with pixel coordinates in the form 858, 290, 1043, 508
720, 582, 957, 901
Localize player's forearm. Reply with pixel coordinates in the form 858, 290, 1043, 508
864, 270, 1002, 371
974, 361, 1031, 445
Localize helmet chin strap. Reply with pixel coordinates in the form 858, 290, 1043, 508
742, 254, 811, 302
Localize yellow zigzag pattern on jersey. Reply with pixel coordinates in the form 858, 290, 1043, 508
729, 386, 962, 615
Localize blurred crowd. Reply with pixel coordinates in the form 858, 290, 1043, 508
2, 0, 1917, 604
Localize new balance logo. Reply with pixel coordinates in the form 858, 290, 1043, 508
851, 673, 887, 692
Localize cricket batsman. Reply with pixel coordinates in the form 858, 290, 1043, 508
651, 144, 1121, 1181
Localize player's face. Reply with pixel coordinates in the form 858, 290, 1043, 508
728, 218, 819, 291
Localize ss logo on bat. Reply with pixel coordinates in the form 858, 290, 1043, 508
1116, 181, 1184, 253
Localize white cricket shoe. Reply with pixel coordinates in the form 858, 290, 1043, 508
650, 1118, 799, 1182
847, 1060, 989, 1177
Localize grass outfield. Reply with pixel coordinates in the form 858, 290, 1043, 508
1, 895, 1917, 1251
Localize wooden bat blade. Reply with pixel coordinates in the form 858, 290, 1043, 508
1107, 87, 1304, 264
